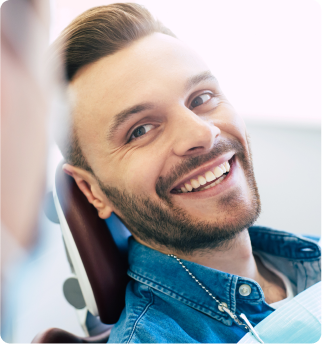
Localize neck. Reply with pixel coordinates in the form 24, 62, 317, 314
135, 229, 286, 302
173, 229, 261, 282
136, 229, 261, 281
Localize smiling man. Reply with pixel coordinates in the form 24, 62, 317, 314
53, 3, 321, 343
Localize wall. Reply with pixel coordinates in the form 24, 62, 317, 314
248, 121, 321, 236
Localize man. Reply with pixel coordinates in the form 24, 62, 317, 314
53, 3, 321, 343
1, 0, 51, 341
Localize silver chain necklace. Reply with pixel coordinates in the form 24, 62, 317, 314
168, 254, 264, 344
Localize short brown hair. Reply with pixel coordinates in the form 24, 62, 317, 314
53, 3, 175, 172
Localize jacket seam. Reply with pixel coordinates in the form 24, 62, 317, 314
126, 287, 154, 344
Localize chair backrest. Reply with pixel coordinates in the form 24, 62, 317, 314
53, 161, 130, 324
32, 327, 112, 343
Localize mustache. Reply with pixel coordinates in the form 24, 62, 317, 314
155, 139, 246, 201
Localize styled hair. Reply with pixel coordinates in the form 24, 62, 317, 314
53, 3, 175, 172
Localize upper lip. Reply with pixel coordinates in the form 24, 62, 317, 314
170, 151, 235, 191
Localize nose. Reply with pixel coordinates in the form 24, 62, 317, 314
171, 108, 220, 157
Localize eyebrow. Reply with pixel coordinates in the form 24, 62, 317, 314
184, 70, 217, 93
107, 70, 216, 141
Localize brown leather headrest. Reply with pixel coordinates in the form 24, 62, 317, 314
55, 161, 129, 324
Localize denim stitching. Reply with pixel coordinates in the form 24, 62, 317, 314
126, 287, 154, 344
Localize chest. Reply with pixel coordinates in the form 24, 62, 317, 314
261, 281, 287, 304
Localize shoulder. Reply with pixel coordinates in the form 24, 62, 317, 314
108, 281, 197, 343
108, 281, 153, 343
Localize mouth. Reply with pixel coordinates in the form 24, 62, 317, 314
170, 155, 235, 194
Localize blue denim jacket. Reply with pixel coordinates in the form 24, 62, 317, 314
108, 226, 321, 343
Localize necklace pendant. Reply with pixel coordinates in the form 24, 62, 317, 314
219, 303, 244, 327
224, 308, 264, 343
239, 314, 264, 344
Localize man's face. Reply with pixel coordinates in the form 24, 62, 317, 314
70, 33, 260, 254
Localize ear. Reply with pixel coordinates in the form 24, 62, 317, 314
62, 163, 114, 219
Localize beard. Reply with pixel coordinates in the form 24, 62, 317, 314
97, 137, 261, 255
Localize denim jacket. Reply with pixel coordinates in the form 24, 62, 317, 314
108, 226, 321, 343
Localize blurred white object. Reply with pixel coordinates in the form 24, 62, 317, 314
1, 0, 50, 252
238, 281, 321, 343
1, 0, 51, 341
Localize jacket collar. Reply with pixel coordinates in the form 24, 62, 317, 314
127, 226, 320, 325
248, 226, 320, 260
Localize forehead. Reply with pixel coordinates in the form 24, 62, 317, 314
69, 33, 209, 124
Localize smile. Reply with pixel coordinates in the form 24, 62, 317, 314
171, 156, 234, 194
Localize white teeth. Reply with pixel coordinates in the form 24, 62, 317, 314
215, 175, 224, 185
190, 178, 200, 189
219, 164, 226, 173
201, 180, 216, 191
198, 175, 207, 185
205, 171, 216, 182
213, 166, 224, 178
199, 174, 226, 191
185, 183, 193, 192
175, 160, 231, 194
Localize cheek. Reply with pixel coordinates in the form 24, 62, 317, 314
133, 155, 161, 194
118, 151, 166, 194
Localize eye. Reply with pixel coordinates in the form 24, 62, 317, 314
130, 124, 154, 140
190, 93, 212, 109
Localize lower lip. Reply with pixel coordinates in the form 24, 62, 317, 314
172, 156, 238, 200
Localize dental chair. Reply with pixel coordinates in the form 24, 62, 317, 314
32, 161, 131, 343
